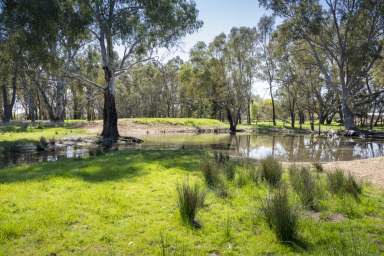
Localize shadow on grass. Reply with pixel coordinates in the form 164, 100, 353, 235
0, 149, 202, 184
282, 238, 308, 253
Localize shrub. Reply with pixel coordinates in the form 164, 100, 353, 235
289, 166, 319, 210
261, 186, 299, 242
312, 162, 324, 173
327, 169, 362, 200
260, 156, 282, 187
176, 180, 206, 228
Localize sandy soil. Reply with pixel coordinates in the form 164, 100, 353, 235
284, 157, 384, 188
84, 119, 223, 136
323, 157, 384, 188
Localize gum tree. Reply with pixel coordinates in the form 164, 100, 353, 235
259, 0, 384, 130
77, 0, 202, 140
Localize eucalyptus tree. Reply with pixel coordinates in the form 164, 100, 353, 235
71, 0, 202, 140
257, 15, 277, 126
208, 27, 258, 132
259, 0, 384, 130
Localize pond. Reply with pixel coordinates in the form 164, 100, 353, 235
1, 132, 384, 168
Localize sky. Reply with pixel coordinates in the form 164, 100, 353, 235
170, 0, 271, 98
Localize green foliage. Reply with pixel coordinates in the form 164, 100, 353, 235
289, 166, 320, 210
132, 118, 225, 128
260, 156, 282, 187
261, 185, 299, 243
176, 180, 206, 228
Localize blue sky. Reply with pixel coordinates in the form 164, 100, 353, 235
152, 1, 271, 98
176, 0, 269, 59
177, 0, 271, 98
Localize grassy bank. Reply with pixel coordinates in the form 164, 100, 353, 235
132, 118, 227, 128
0, 123, 90, 143
0, 150, 383, 255
253, 120, 344, 132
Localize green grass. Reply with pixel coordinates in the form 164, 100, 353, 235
253, 120, 344, 132
0, 150, 384, 255
132, 118, 227, 128
0, 123, 90, 143
253, 120, 384, 133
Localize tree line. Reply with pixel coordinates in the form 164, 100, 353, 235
0, 0, 383, 138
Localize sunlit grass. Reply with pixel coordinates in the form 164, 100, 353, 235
0, 150, 383, 255
132, 118, 227, 127
0, 123, 91, 143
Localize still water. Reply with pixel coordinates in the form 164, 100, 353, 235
1, 133, 384, 168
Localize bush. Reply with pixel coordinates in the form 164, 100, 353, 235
260, 156, 282, 187
289, 166, 319, 210
261, 186, 299, 242
176, 180, 206, 228
327, 169, 362, 200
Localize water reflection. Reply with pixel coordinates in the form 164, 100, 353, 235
1, 133, 384, 168
141, 133, 384, 162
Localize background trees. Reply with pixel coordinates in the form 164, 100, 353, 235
0, 0, 383, 133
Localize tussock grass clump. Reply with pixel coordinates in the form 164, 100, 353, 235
261, 186, 299, 242
214, 151, 230, 165
235, 169, 248, 188
312, 162, 323, 172
223, 161, 236, 180
327, 169, 362, 200
289, 166, 319, 210
260, 156, 282, 187
176, 180, 206, 228
247, 164, 261, 184
200, 160, 219, 188
201, 159, 230, 197
345, 174, 363, 200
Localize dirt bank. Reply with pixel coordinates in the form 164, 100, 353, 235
284, 157, 384, 188
84, 119, 231, 136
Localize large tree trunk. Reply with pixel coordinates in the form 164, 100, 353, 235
269, 81, 276, 126
341, 88, 355, 130
101, 73, 119, 140
247, 98, 251, 125
226, 107, 237, 134
2, 68, 17, 123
